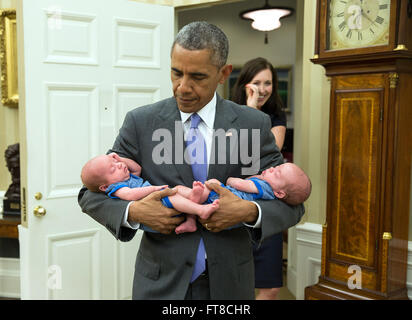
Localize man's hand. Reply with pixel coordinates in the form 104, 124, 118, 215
128, 188, 184, 234
198, 182, 258, 232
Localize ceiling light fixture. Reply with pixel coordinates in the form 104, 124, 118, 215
240, 0, 294, 44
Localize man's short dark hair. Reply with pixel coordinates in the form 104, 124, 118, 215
172, 21, 229, 68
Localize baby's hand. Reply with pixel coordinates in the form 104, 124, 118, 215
109, 152, 121, 162
153, 185, 168, 192
226, 177, 237, 187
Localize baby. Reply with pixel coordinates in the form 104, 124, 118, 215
81, 153, 311, 234
174, 162, 311, 233
202, 162, 311, 205
80, 153, 219, 234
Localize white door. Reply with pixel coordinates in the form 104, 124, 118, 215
17, 0, 173, 299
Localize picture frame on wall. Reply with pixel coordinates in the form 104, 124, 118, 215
224, 64, 293, 113
0, 9, 18, 108
276, 66, 292, 113
223, 65, 241, 101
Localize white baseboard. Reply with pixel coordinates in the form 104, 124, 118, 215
0, 191, 5, 213
294, 223, 322, 300
291, 222, 412, 300
0, 257, 20, 298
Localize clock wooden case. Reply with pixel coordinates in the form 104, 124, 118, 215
306, 0, 412, 300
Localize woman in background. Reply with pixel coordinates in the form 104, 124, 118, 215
232, 57, 287, 300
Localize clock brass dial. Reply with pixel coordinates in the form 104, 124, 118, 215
328, 0, 391, 50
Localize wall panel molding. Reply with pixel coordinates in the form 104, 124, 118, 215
44, 9, 98, 66
113, 18, 160, 69
44, 83, 99, 199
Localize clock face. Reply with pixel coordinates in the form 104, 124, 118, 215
328, 0, 391, 50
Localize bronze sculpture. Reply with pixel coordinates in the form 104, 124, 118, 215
3, 143, 20, 216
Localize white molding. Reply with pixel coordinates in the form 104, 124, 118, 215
0, 258, 20, 298
0, 191, 5, 213
294, 222, 323, 300
287, 226, 297, 297
291, 222, 412, 300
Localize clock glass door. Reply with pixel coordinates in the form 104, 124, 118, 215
327, 0, 391, 51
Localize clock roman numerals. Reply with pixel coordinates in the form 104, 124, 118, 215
328, 0, 390, 49
375, 16, 384, 24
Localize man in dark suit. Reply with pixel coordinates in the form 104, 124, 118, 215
78, 21, 304, 299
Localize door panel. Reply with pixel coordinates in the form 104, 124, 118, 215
18, 0, 173, 299
326, 74, 385, 291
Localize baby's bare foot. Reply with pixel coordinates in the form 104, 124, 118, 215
190, 181, 204, 203
175, 218, 197, 234
198, 199, 219, 220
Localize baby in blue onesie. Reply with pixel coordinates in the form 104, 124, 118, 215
184, 162, 311, 234
175, 162, 311, 233
80, 153, 220, 234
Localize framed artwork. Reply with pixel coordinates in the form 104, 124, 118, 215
0, 10, 18, 107
224, 64, 293, 113
275, 66, 292, 113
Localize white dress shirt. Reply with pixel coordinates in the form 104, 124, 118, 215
122, 93, 262, 229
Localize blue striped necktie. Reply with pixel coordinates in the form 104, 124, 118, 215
186, 113, 207, 282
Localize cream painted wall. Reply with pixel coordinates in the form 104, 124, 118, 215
0, 107, 18, 191
131, 0, 237, 7
177, 0, 297, 127
0, 0, 19, 191
178, 0, 296, 66
293, 0, 329, 226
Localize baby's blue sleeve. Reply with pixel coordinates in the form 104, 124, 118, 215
106, 182, 129, 199
247, 178, 276, 200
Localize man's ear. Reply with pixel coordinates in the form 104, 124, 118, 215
99, 184, 109, 192
274, 190, 286, 199
219, 64, 233, 84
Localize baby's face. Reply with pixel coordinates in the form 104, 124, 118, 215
96, 155, 130, 186
261, 164, 294, 192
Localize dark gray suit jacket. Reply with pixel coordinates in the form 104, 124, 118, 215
78, 95, 304, 299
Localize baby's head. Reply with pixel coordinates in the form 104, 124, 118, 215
261, 163, 311, 205
81, 154, 131, 192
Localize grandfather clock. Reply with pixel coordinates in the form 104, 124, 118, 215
305, 0, 412, 300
